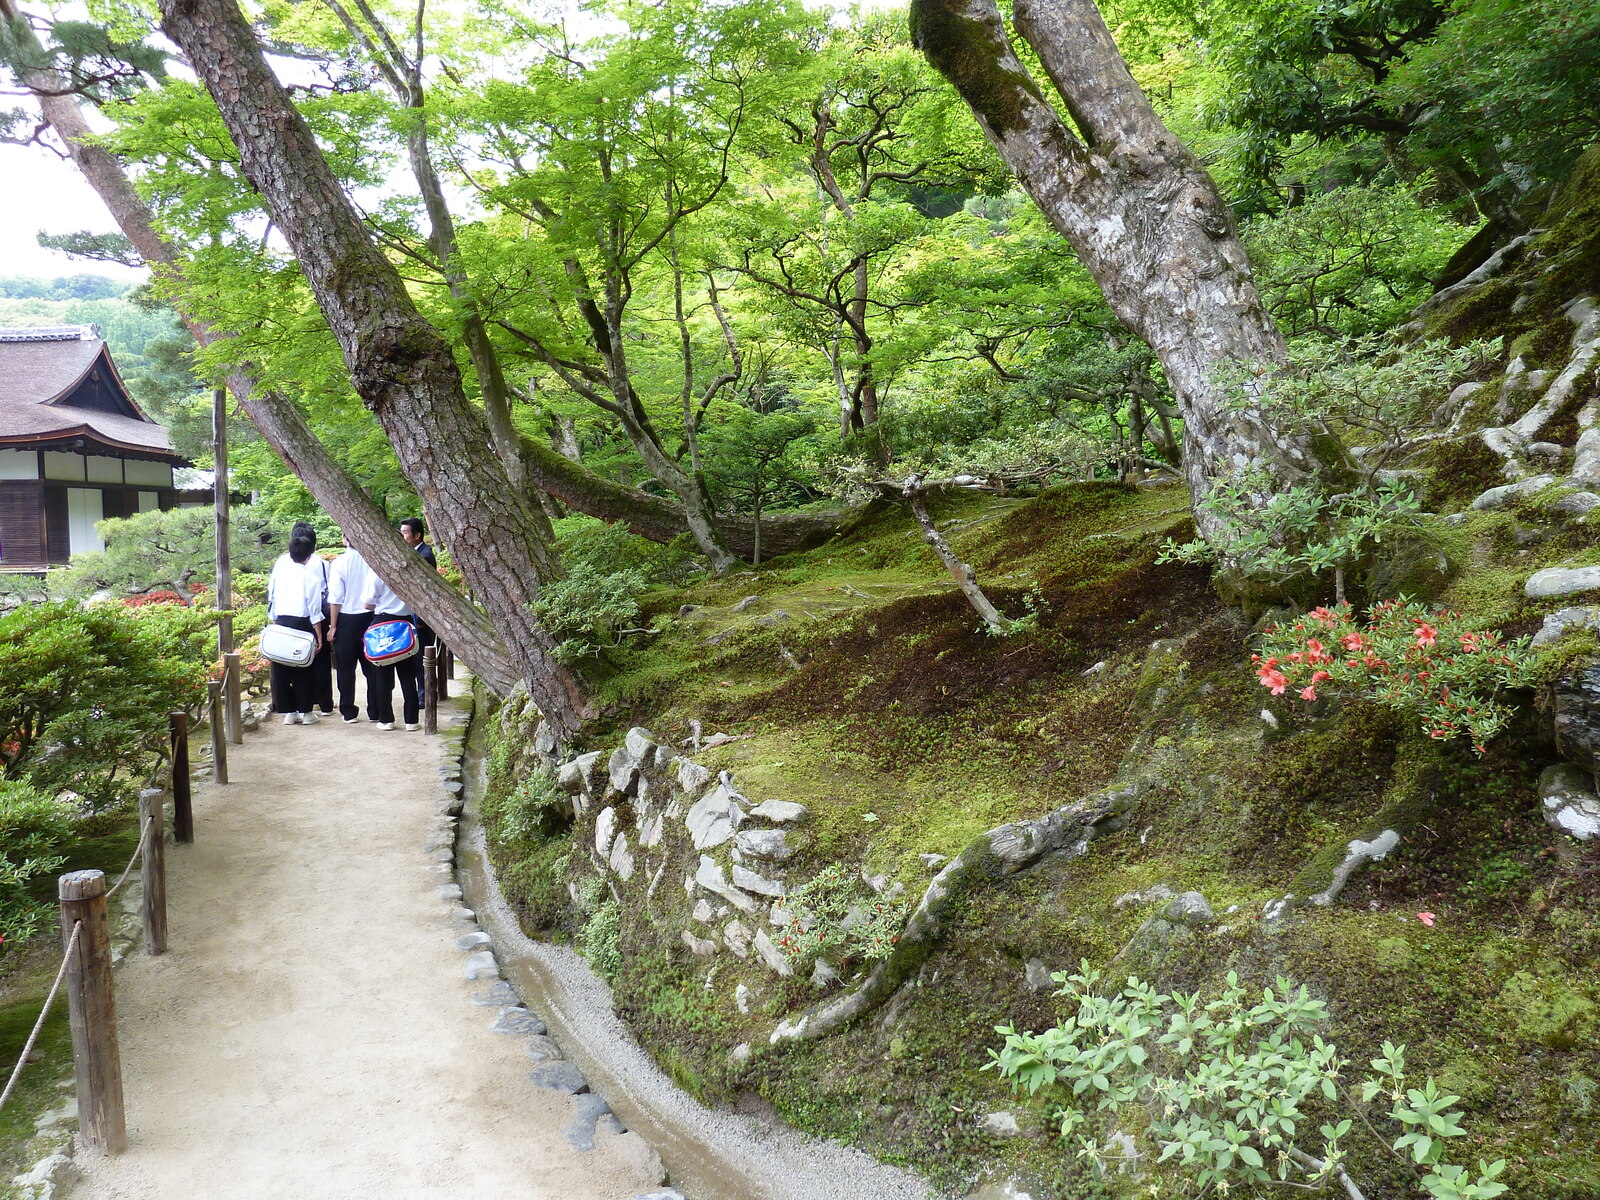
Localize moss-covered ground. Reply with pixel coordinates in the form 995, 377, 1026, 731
480, 464, 1600, 1198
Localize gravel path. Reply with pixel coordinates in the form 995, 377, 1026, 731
68, 693, 664, 1200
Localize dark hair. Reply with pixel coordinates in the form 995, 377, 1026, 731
289, 534, 316, 564
291, 521, 317, 548
400, 517, 425, 538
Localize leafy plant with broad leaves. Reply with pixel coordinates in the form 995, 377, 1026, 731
988, 966, 1508, 1199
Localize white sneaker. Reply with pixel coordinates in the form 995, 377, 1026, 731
377, 722, 395, 731
283, 713, 299, 726
404, 723, 420, 732
300, 712, 320, 725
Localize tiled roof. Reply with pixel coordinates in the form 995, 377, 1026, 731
0, 326, 178, 460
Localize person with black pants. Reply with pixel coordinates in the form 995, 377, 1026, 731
400, 516, 438, 701
265, 534, 325, 725
328, 536, 377, 723
360, 571, 421, 731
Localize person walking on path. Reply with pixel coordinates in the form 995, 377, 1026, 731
361, 568, 422, 731
272, 521, 334, 715
401, 516, 439, 705
327, 533, 377, 724
265, 533, 324, 725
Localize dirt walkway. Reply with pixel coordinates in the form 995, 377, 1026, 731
69, 688, 665, 1200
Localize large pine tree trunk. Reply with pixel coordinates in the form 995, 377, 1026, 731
909, 0, 1338, 537
154, 0, 588, 733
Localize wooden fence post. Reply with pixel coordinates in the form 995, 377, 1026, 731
434, 644, 449, 701
423, 646, 438, 735
444, 645, 455, 680
169, 711, 193, 844
208, 680, 229, 786
58, 870, 127, 1155
224, 651, 243, 745
138, 790, 166, 956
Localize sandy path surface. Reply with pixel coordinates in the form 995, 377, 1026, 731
70, 690, 663, 1200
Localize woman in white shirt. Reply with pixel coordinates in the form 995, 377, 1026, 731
265, 534, 326, 725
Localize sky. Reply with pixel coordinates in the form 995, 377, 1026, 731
0, 136, 147, 282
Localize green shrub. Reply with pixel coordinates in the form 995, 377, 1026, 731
0, 781, 76, 953
777, 864, 909, 968
0, 602, 206, 810
531, 563, 648, 664
580, 898, 622, 980
989, 965, 1508, 1200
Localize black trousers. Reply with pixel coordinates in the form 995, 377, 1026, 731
311, 619, 334, 713
369, 613, 420, 726
334, 611, 375, 721
268, 615, 318, 715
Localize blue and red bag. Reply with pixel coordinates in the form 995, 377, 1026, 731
363, 618, 418, 665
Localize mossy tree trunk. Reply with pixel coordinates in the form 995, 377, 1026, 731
908, 0, 1341, 541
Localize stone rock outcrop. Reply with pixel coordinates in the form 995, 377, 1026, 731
1540, 763, 1600, 841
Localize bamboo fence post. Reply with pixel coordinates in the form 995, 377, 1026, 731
137, 789, 166, 955
208, 680, 229, 786
423, 646, 438, 735
58, 870, 127, 1155
223, 651, 243, 745
169, 711, 193, 844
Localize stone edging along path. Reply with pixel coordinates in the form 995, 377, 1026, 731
429, 699, 681, 1198
13, 684, 669, 1200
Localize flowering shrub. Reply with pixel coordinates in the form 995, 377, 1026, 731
121, 589, 188, 607
1254, 601, 1531, 752
778, 864, 909, 968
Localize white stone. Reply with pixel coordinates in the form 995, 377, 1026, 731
676, 758, 713, 796
463, 950, 500, 981
1525, 566, 1600, 598
608, 746, 640, 794
641, 813, 666, 849
625, 726, 655, 761
810, 959, 839, 989
753, 927, 794, 976
1532, 606, 1600, 647
723, 920, 752, 958
734, 982, 751, 1014
691, 898, 714, 923
749, 799, 809, 824
1552, 490, 1600, 516
732, 864, 786, 898
11, 1153, 78, 1199
981, 1111, 1022, 1138
680, 929, 718, 957
695, 855, 759, 913
1540, 763, 1600, 841
609, 832, 635, 881
734, 828, 793, 860
686, 786, 744, 850
595, 806, 618, 859
1472, 474, 1557, 510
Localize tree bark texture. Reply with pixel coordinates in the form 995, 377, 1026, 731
156, 0, 590, 733
908, 0, 1338, 538
0, 0, 530, 693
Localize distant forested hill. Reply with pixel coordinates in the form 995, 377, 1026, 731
0, 275, 175, 377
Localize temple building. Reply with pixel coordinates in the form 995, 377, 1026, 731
0, 325, 185, 571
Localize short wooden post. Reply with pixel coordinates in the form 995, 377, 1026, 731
223, 651, 243, 745
208, 680, 229, 786
138, 789, 166, 955
59, 870, 127, 1155
434, 644, 449, 701
169, 711, 193, 844
444, 645, 455, 680
423, 646, 438, 735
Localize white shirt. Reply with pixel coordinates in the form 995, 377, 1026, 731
328, 548, 376, 611
360, 574, 412, 618
266, 557, 325, 621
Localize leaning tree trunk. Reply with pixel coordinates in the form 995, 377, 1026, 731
909, 0, 1342, 538
0, 0, 530, 692
156, 0, 589, 733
